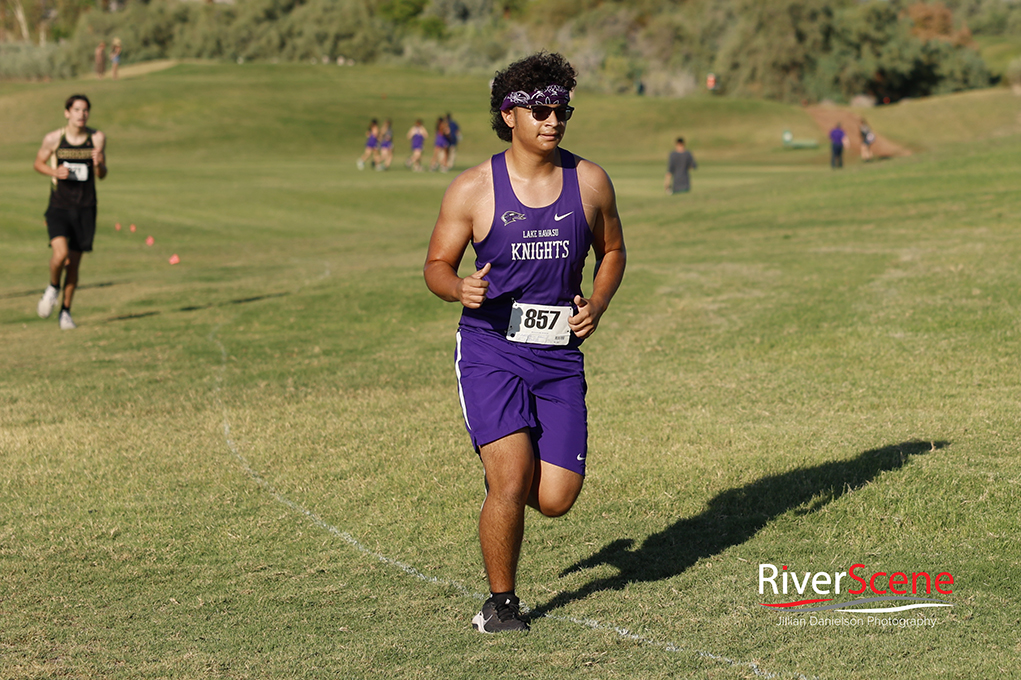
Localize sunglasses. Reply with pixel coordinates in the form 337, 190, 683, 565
525, 105, 574, 122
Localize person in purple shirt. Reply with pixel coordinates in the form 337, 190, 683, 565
356, 119, 379, 170
405, 118, 427, 171
425, 51, 626, 633
429, 117, 450, 172
830, 122, 849, 169
378, 118, 394, 171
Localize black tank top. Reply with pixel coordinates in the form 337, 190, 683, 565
49, 131, 97, 209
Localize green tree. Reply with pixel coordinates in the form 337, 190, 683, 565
376, 0, 428, 25
809, 0, 990, 102
712, 0, 848, 100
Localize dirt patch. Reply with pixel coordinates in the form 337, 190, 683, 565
806, 105, 912, 159
82, 59, 181, 81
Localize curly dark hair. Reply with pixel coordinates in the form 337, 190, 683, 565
490, 52, 577, 143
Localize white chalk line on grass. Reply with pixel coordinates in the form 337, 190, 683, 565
208, 330, 483, 601
208, 326, 815, 680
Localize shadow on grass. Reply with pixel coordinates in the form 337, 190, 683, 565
0, 281, 115, 300
532, 439, 947, 619
178, 292, 291, 312
106, 292, 292, 321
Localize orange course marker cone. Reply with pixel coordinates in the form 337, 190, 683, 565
169, 254, 180, 265
146, 236, 155, 246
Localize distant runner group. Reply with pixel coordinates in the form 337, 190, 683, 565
358, 113, 461, 173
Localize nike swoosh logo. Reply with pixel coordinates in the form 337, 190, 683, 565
474, 613, 494, 631
554, 211, 573, 222
577, 454, 586, 461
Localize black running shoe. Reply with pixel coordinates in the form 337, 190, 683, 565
472, 594, 530, 633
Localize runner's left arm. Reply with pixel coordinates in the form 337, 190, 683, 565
571, 162, 626, 340
91, 130, 107, 179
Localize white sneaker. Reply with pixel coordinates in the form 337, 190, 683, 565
37, 285, 59, 318
356, 159, 365, 170
58, 309, 77, 330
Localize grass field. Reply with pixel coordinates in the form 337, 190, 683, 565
2, 64, 1020, 679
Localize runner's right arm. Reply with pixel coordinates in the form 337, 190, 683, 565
33, 131, 68, 180
424, 168, 492, 308
571, 160, 626, 339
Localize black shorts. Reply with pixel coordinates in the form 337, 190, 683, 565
46, 206, 97, 253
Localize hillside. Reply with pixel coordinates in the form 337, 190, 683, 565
4, 0, 1019, 104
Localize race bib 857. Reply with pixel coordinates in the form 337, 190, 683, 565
506, 301, 573, 346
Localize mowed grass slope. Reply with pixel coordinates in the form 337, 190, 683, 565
1, 65, 1020, 679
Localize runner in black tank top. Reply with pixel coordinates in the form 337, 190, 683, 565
33, 94, 108, 330
49, 131, 98, 211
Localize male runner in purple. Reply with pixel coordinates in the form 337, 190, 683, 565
424, 52, 626, 633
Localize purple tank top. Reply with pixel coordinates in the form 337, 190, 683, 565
460, 149, 593, 343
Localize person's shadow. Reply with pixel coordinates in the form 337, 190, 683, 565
530, 439, 947, 619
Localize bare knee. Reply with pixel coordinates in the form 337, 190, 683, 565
533, 485, 582, 518
50, 244, 69, 265
487, 477, 532, 508
480, 430, 536, 507
537, 498, 577, 518
529, 462, 584, 517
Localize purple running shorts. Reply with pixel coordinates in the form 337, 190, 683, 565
455, 326, 588, 476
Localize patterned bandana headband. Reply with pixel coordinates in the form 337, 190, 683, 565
500, 84, 571, 111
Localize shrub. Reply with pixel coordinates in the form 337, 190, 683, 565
1006, 57, 1021, 90
0, 42, 75, 80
